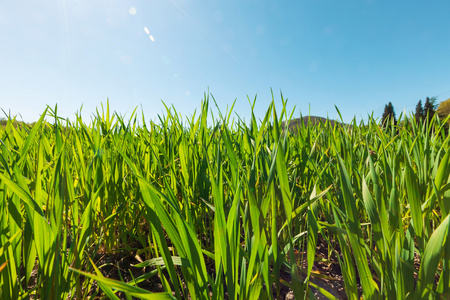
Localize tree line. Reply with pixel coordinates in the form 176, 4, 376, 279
381, 96, 450, 129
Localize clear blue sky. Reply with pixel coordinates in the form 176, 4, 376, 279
1, 0, 450, 124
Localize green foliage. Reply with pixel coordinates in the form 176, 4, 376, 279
438, 98, 450, 118
423, 96, 438, 125
415, 100, 423, 123
0, 97, 449, 299
438, 98, 450, 131
381, 101, 396, 127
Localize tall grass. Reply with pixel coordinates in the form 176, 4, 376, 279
0, 95, 449, 299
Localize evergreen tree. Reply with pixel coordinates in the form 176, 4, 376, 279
381, 102, 396, 127
423, 96, 437, 125
415, 100, 423, 123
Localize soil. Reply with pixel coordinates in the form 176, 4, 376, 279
25, 234, 440, 299
89, 238, 353, 300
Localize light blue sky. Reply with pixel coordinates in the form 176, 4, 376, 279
1, 0, 450, 124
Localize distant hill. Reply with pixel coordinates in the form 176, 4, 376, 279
0, 119, 31, 129
282, 116, 344, 131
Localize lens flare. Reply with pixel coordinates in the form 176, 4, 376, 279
129, 7, 137, 15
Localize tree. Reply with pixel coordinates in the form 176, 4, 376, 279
423, 96, 437, 125
437, 98, 450, 119
381, 102, 396, 127
437, 98, 450, 132
415, 100, 423, 123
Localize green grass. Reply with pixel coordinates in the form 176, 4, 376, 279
0, 95, 449, 299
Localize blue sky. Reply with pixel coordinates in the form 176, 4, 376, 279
1, 0, 450, 124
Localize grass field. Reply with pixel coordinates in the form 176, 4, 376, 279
0, 96, 449, 299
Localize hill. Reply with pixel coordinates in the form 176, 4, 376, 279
283, 116, 344, 131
